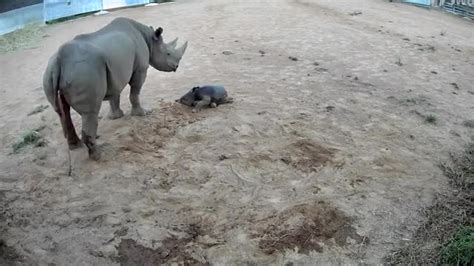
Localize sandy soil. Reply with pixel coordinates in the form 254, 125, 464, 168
1, 0, 473, 264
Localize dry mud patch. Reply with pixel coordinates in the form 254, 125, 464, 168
253, 201, 366, 255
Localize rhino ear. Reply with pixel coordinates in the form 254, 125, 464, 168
153, 27, 163, 40
192, 87, 199, 92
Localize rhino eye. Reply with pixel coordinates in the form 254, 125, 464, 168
167, 52, 170, 56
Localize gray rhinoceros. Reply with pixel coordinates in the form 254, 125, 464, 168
43, 17, 188, 160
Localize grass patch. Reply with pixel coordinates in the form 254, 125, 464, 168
441, 226, 474, 265
385, 143, 474, 265
0, 23, 43, 54
425, 114, 437, 124
12, 129, 46, 153
463, 120, 474, 128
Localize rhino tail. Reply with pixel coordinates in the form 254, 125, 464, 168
43, 57, 77, 142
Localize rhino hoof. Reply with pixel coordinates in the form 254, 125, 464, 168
131, 107, 151, 116
108, 109, 124, 120
68, 141, 83, 150
210, 102, 217, 108
89, 150, 101, 161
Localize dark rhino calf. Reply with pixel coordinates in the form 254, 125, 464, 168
176, 85, 233, 112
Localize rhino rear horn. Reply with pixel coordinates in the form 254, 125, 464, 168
167, 38, 178, 48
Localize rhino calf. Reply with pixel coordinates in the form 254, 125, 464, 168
176, 85, 233, 112
43, 17, 188, 160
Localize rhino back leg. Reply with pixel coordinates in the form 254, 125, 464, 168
107, 95, 124, 120
81, 113, 100, 160
68, 90, 102, 161
129, 70, 151, 116
64, 76, 106, 161
192, 96, 211, 113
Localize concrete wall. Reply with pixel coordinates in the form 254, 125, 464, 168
0, 3, 44, 35
0, 0, 155, 35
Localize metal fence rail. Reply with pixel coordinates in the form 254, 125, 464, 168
443, 1, 474, 18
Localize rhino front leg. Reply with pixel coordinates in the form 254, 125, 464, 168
108, 95, 124, 120
129, 70, 151, 116
82, 113, 100, 161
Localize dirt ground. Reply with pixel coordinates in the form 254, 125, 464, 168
0, 0, 473, 264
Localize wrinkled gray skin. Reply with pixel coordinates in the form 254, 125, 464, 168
43, 17, 188, 160
176, 85, 233, 112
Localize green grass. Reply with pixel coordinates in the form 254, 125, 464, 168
385, 143, 474, 265
0, 23, 44, 54
441, 226, 474, 266
12, 130, 46, 153
425, 114, 437, 124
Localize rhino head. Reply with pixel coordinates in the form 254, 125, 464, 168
149, 27, 188, 72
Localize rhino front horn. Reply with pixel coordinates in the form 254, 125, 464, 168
177, 41, 188, 57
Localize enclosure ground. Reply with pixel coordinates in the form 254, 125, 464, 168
0, 0, 473, 264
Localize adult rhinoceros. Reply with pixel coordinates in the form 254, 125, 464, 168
43, 17, 188, 160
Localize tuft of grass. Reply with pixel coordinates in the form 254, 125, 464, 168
385, 143, 474, 265
0, 23, 44, 54
425, 114, 437, 124
12, 130, 46, 153
440, 226, 474, 265
395, 58, 403, 66
463, 120, 474, 128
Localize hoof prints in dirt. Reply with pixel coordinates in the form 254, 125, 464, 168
280, 140, 336, 173
118, 102, 200, 156
254, 201, 366, 255
117, 224, 209, 266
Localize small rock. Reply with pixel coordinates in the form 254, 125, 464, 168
430, 71, 438, 75
218, 154, 229, 161
288, 56, 298, 61
402, 38, 410, 41
222, 51, 233, 55
158, 128, 171, 137
140, 208, 155, 218
197, 235, 222, 246
450, 131, 461, 137
450, 83, 460, 90
114, 227, 128, 237
349, 11, 362, 16
315, 67, 329, 72
326, 105, 335, 112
